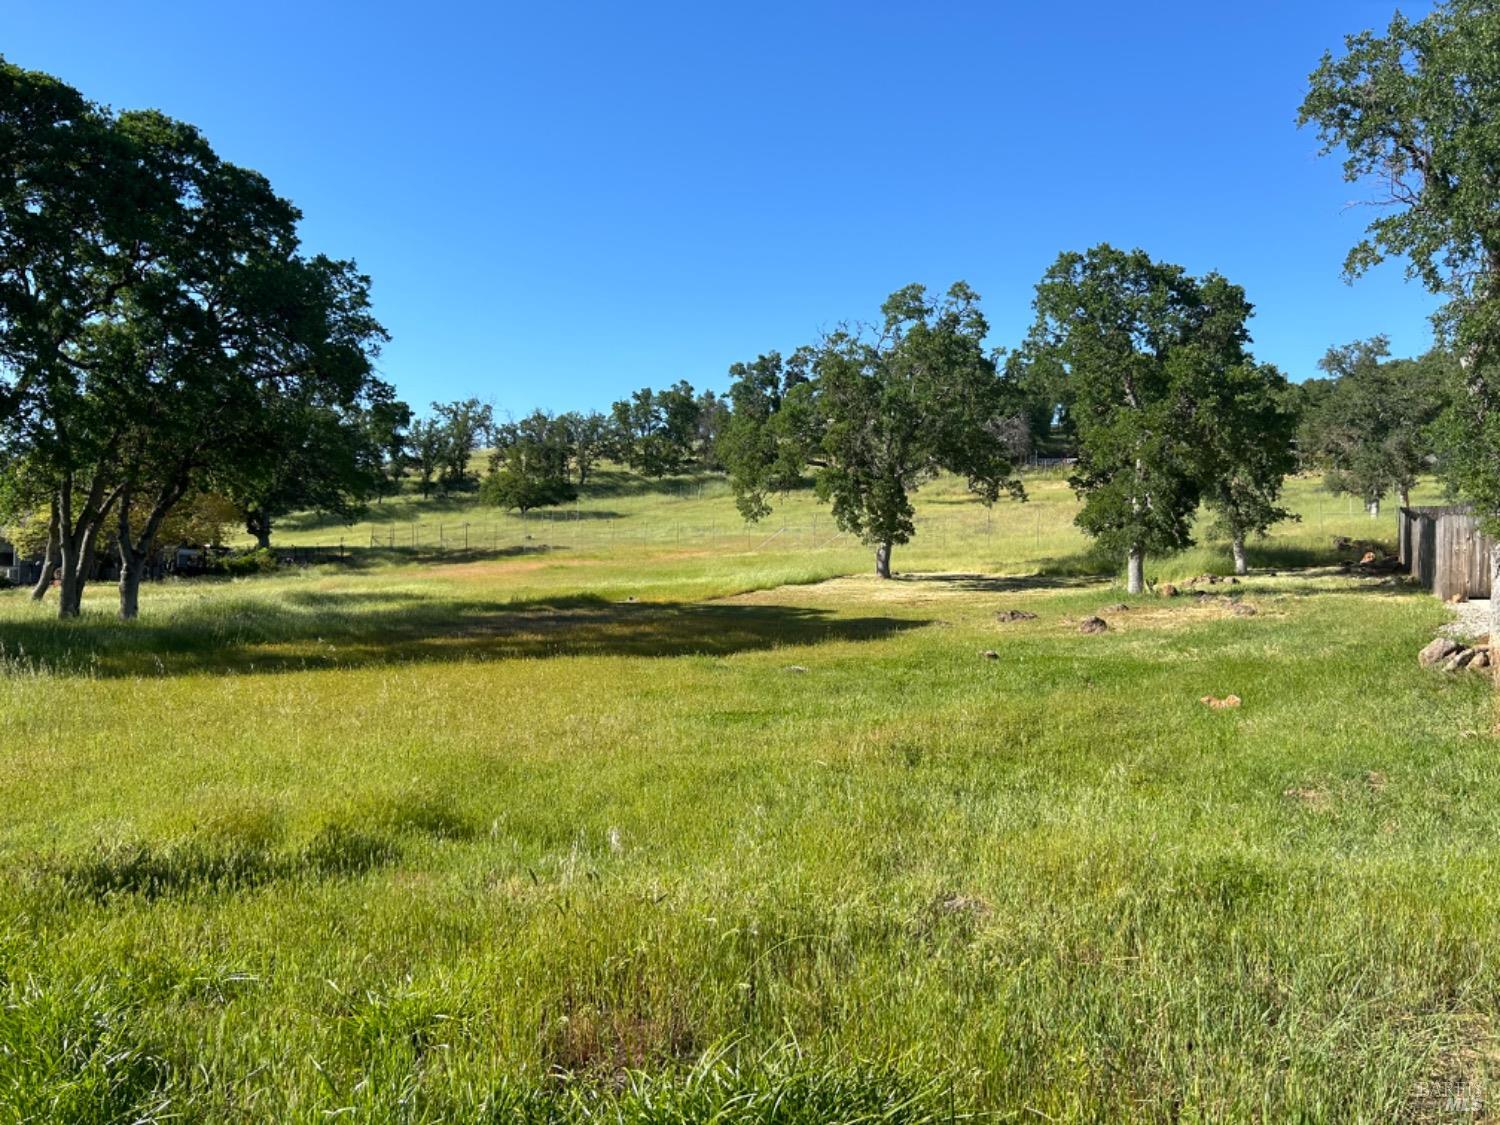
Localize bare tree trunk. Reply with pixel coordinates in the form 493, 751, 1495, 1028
57, 560, 81, 618
57, 530, 90, 618
246, 509, 272, 550
30, 504, 58, 601
1127, 545, 1145, 595
58, 515, 107, 617
1400, 485, 1411, 509
117, 479, 188, 620
1231, 534, 1248, 576
118, 555, 144, 620
55, 476, 121, 619
875, 541, 892, 579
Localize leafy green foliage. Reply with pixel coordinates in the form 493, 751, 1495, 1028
1301, 1, 1500, 550
0, 56, 396, 618
483, 411, 579, 514
611, 383, 704, 478
1020, 245, 1267, 587
1305, 339, 1449, 511
1194, 362, 1300, 558
717, 349, 815, 522
725, 283, 1026, 576
556, 409, 613, 485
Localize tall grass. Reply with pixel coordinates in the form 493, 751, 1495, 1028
0, 472, 1492, 1121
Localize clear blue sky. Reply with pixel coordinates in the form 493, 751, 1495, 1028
3, 1, 1439, 415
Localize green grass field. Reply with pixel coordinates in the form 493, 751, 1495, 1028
1, 471, 1496, 1122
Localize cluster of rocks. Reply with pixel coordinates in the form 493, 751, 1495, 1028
994, 604, 1133, 637
1418, 636, 1492, 673
1158, 575, 1241, 598
989, 594, 1257, 649
1155, 583, 1260, 616
1187, 573, 1240, 588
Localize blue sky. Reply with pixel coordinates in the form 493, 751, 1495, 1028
4, 1, 1439, 415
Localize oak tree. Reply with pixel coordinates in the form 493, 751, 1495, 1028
726, 283, 1025, 578
1302, 0, 1500, 632
1020, 245, 1257, 593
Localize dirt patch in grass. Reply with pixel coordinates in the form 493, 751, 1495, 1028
1283, 785, 1333, 813
750, 572, 1103, 608
540, 995, 699, 1083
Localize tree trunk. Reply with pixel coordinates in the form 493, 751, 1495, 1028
117, 479, 189, 620
1231, 534, 1248, 576
50, 461, 124, 619
30, 509, 58, 601
57, 562, 82, 618
57, 523, 99, 617
875, 541, 892, 579
1400, 485, 1411, 509
58, 514, 107, 618
246, 510, 272, 550
118, 555, 144, 621
1127, 546, 1145, 595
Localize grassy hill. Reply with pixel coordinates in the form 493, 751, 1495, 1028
270, 465, 1449, 585
0, 468, 1494, 1121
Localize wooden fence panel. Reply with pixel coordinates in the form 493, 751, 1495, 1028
1435, 515, 1466, 601
1402, 506, 1493, 600
1412, 512, 1437, 589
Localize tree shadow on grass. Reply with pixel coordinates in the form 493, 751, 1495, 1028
890, 572, 1106, 593
327, 543, 566, 570
0, 592, 926, 679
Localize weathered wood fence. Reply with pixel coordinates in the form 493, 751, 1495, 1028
1398, 506, 1494, 601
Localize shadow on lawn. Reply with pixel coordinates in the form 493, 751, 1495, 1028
0, 592, 926, 678
891, 572, 1105, 593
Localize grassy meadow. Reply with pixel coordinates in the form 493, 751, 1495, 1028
1, 470, 1497, 1122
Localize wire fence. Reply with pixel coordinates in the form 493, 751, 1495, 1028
288, 504, 1090, 564
281, 484, 1403, 567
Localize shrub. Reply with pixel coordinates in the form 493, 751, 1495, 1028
218, 549, 278, 576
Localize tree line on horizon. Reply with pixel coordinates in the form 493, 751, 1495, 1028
2, 0, 1498, 616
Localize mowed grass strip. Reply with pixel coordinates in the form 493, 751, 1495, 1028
0, 476, 1495, 1121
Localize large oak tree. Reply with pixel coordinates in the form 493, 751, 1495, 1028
1301, 0, 1500, 634
0, 57, 393, 618
1020, 245, 1262, 593
725, 282, 1026, 578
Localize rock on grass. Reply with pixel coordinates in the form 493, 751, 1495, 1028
1419, 637, 1462, 668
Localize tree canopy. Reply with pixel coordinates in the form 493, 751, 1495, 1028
0, 56, 398, 617
1020, 245, 1270, 592
725, 282, 1026, 578
1302, 2, 1500, 550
